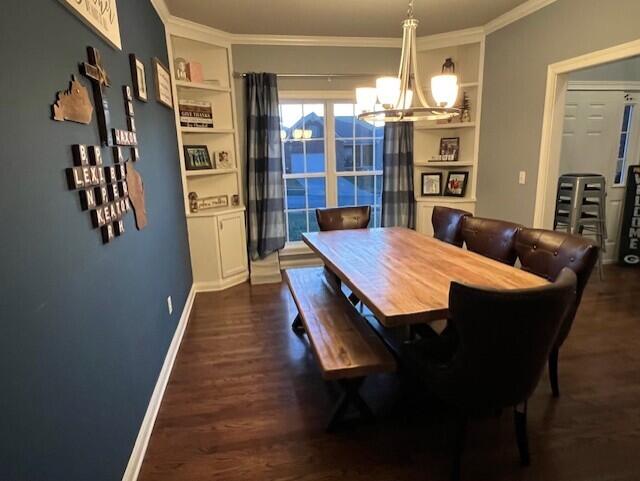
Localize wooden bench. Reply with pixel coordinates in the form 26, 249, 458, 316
284, 267, 396, 430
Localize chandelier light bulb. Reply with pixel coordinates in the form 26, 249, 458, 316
356, 87, 378, 113
431, 74, 459, 108
376, 77, 401, 108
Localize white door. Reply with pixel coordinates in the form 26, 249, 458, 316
217, 212, 248, 278
560, 90, 640, 262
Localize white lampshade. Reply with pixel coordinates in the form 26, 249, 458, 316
376, 77, 401, 107
431, 74, 459, 108
356, 87, 378, 112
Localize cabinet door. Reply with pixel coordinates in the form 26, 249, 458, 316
216, 212, 248, 278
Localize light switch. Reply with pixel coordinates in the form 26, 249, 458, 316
519, 171, 526, 185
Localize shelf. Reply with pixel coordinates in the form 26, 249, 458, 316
415, 161, 474, 168
186, 206, 246, 218
175, 80, 231, 92
180, 127, 235, 134
185, 168, 238, 178
416, 122, 476, 131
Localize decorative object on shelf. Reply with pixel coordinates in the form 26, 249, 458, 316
188, 192, 199, 213
444, 171, 469, 197
183, 145, 213, 170
439, 137, 460, 161
179, 100, 213, 128
127, 163, 147, 230
619, 165, 640, 266
59, 0, 122, 50
354, 0, 459, 123
152, 58, 173, 109
52, 75, 93, 124
215, 150, 233, 169
231, 194, 240, 206
174, 57, 188, 80
81, 46, 112, 146
460, 91, 472, 123
129, 54, 148, 102
186, 62, 204, 83
421, 173, 442, 196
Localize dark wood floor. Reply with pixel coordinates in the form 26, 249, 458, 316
139, 265, 640, 481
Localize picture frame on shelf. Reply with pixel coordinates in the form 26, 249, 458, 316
439, 137, 460, 161
444, 171, 469, 197
129, 54, 148, 102
152, 57, 173, 109
421, 173, 442, 196
214, 150, 234, 169
183, 145, 213, 170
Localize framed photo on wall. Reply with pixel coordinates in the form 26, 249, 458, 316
439, 137, 460, 161
444, 171, 469, 197
152, 58, 173, 109
421, 173, 442, 196
183, 145, 213, 170
129, 55, 148, 102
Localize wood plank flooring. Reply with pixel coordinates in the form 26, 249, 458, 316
138, 265, 640, 481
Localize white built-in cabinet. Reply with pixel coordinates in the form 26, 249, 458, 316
165, 21, 249, 291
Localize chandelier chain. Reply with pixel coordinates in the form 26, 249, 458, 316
407, 0, 414, 19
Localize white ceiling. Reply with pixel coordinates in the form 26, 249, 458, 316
164, 0, 531, 38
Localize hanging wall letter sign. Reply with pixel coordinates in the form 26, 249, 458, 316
619, 165, 640, 266
82, 47, 112, 146
59, 0, 122, 50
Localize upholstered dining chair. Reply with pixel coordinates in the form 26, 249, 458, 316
431, 206, 473, 247
404, 268, 577, 481
461, 216, 521, 265
515, 228, 599, 397
291, 206, 371, 335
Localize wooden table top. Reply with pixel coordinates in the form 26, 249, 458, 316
302, 227, 549, 327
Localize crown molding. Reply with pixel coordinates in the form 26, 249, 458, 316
166, 15, 232, 46
229, 33, 401, 48
417, 27, 484, 50
484, 0, 557, 35
149, 0, 170, 23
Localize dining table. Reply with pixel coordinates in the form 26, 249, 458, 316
302, 227, 549, 328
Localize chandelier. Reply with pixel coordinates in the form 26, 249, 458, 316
356, 0, 460, 123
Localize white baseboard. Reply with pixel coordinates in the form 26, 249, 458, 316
121, 284, 197, 481
194, 271, 249, 292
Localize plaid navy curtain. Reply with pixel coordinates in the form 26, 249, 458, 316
246, 73, 286, 260
381, 122, 415, 228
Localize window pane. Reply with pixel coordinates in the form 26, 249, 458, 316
338, 176, 356, 206
306, 140, 325, 173
307, 178, 326, 208
355, 118, 375, 138
357, 175, 375, 205
622, 105, 632, 132
287, 211, 307, 242
284, 141, 304, 174
374, 125, 384, 139
308, 210, 320, 233
375, 174, 383, 205
619, 133, 628, 159
286, 178, 306, 209
280, 104, 303, 141
303, 104, 324, 138
334, 103, 354, 139
374, 138, 384, 171
355, 139, 374, 171
336, 139, 354, 172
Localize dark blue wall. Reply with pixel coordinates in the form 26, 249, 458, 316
0, 1, 192, 480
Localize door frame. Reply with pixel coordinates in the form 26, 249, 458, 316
533, 38, 640, 228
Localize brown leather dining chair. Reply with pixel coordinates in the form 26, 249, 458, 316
404, 268, 577, 481
515, 228, 599, 397
431, 206, 473, 247
461, 216, 521, 266
291, 206, 371, 335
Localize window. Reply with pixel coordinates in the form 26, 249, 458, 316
279, 100, 384, 242
614, 103, 634, 185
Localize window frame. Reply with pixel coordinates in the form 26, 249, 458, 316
279, 92, 384, 247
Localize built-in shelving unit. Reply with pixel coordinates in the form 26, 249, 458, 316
413, 38, 485, 235
167, 25, 249, 292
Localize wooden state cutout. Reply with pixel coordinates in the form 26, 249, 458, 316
52, 75, 93, 124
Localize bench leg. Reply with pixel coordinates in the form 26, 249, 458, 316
291, 314, 305, 336
326, 377, 373, 431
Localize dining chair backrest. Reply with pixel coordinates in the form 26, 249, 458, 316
315, 206, 371, 231
461, 216, 521, 266
431, 206, 473, 247
515, 228, 599, 347
434, 268, 576, 413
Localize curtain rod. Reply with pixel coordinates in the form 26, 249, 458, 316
233, 72, 389, 79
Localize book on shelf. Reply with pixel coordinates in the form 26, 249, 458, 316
179, 100, 214, 128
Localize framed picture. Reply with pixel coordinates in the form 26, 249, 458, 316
152, 58, 173, 109
214, 150, 234, 169
444, 171, 469, 197
129, 55, 148, 102
421, 173, 442, 196
183, 145, 212, 170
439, 137, 460, 161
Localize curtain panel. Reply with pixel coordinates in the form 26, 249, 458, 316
381, 122, 415, 229
246, 73, 286, 260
